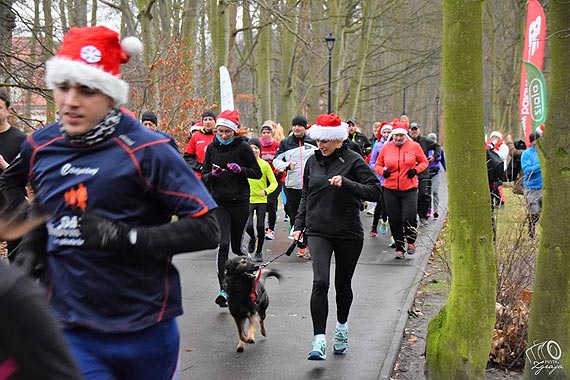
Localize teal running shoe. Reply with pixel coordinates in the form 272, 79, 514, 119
333, 328, 349, 354
308, 340, 326, 360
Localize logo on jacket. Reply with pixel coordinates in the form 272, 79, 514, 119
64, 183, 88, 211
61, 163, 99, 176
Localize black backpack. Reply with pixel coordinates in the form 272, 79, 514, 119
486, 148, 505, 183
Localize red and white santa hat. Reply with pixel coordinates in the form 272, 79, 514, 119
490, 131, 503, 140
215, 109, 240, 132
44, 26, 142, 105
307, 113, 348, 141
391, 120, 409, 135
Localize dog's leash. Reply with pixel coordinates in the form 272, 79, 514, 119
258, 238, 300, 269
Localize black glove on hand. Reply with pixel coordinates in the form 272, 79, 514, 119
80, 213, 130, 253
383, 170, 392, 179
13, 224, 48, 278
407, 169, 417, 178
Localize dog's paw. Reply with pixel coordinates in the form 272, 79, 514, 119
236, 346, 244, 352
246, 338, 255, 344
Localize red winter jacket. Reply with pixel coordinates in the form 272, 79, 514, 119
374, 139, 428, 191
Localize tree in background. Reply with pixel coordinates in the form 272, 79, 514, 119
523, 3, 570, 380
425, 0, 497, 379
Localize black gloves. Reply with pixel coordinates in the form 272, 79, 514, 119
80, 213, 130, 253
383, 170, 391, 179
407, 169, 417, 178
13, 224, 48, 278
79, 211, 221, 259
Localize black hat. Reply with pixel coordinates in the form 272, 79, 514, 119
291, 115, 308, 128
249, 137, 262, 150
260, 125, 273, 133
201, 110, 217, 120
529, 133, 539, 143
141, 110, 157, 125
347, 117, 357, 125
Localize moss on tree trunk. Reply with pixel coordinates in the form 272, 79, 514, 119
425, 1, 497, 379
524, 3, 570, 379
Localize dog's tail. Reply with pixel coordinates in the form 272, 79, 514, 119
261, 269, 282, 283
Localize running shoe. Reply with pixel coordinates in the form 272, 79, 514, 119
427, 208, 432, 218
379, 221, 389, 235
433, 211, 440, 220
407, 243, 416, 255
215, 290, 228, 308
389, 236, 396, 248
308, 340, 326, 360
264, 229, 275, 240
255, 252, 263, 262
333, 327, 349, 354
369, 226, 377, 238
298, 247, 309, 258
394, 250, 405, 259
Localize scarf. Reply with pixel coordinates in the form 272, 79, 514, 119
260, 137, 274, 147
61, 108, 122, 146
216, 134, 235, 145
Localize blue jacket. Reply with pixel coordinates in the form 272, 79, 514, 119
521, 146, 542, 189
19, 114, 217, 332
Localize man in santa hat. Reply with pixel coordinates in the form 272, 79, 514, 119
2, 26, 220, 380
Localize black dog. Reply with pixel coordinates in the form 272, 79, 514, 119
223, 256, 281, 352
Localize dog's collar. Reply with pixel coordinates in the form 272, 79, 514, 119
249, 269, 263, 304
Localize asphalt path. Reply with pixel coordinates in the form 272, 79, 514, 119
175, 181, 447, 380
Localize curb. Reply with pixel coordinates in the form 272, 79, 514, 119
376, 190, 448, 379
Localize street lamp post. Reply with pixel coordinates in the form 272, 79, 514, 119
325, 33, 335, 114
435, 96, 440, 136
402, 87, 407, 116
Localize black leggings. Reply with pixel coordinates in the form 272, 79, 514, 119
266, 182, 282, 230
371, 186, 388, 229
307, 236, 363, 335
417, 177, 431, 220
215, 201, 250, 288
245, 203, 267, 253
383, 188, 418, 252
284, 188, 302, 229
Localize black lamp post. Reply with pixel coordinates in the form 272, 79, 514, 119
435, 96, 440, 136
325, 33, 335, 114
402, 87, 407, 116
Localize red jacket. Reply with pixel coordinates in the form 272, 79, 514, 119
260, 139, 284, 182
185, 130, 215, 164
374, 139, 428, 191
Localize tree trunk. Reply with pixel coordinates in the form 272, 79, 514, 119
425, 1, 497, 379
523, 3, 570, 379
42, 0, 56, 123
72, 0, 88, 26
0, 0, 15, 83
278, 0, 298, 131
257, 6, 272, 122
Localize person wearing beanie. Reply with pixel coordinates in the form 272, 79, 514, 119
140, 110, 158, 129
346, 117, 371, 157
426, 133, 445, 220
243, 137, 278, 262
374, 121, 429, 259
368, 122, 394, 240
258, 120, 281, 240
291, 113, 381, 361
408, 122, 441, 226
183, 110, 217, 178
202, 109, 262, 307
486, 130, 509, 208
273, 115, 318, 257
521, 132, 542, 237
2, 26, 220, 380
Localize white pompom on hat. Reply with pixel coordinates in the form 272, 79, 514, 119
45, 26, 142, 105
216, 109, 240, 132
490, 131, 503, 140
307, 113, 348, 141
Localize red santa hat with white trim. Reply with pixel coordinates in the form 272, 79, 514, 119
44, 26, 142, 105
308, 113, 348, 141
216, 109, 240, 132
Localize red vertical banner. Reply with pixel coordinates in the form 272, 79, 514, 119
519, 0, 546, 142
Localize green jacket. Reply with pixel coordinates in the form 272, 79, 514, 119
248, 157, 278, 204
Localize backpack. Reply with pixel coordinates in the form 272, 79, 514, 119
486, 148, 505, 183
